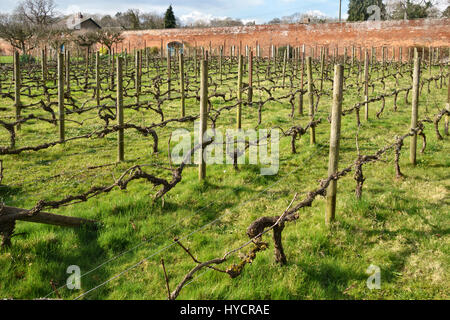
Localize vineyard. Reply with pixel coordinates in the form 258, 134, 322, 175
0, 45, 449, 300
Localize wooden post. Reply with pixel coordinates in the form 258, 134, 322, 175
65, 50, 70, 96
326, 64, 344, 225
58, 52, 65, 142
370, 47, 375, 71
123, 48, 128, 76
237, 54, 243, 129
343, 46, 347, 65
446, 63, 449, 136
41, 48, 47, 84
110, 48, 115, 90
282, 48, 287, 87
399, 47, 403, 71
306, 56, 315, 144
145, 47, 149, 73
299, 44, 305, 116
320, 48, 325, 91
167, 53, 171, 99
199, 59, 208, 181
219, 46, 223, 84
179, 53, 185, 117
84, 47, 89, 88
135, 50, 141, 106
194, 47, 198, 79
95, 52, 100, 106
364, 49, 369, 121
429, 46, 432, 76
410, 49, 421, 166
239, 41, 242, 59
351, 45, 355, 71
13, 51, 21, 129
248, 50, 253, 106
272, 45, 277, 70
117, 56, 124, 162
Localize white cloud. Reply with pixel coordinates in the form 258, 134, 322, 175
242, 18, 257, 24
179, 10, 227, 25
304, 9, 328, 17
61, 5, 82, 15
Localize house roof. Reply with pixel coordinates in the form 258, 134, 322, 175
55, 14, 102, 30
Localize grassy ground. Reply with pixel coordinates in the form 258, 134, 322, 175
0, 56, 448, 300
0, 56, 13, 64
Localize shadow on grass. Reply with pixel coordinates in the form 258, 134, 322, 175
295, 259, 367, 299
0, 185, 22, 203
30, 223, 107, 299
339, 191, 449, 287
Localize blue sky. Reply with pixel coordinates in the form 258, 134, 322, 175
0, 0, 351, 24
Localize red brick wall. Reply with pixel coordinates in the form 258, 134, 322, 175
1, 18, 449, 58
117, 18, 450, 57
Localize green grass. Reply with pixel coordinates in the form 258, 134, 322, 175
0, 56, 13, 64
0, 58, 448, 300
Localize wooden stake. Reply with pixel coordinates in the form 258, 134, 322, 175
13, 51, 21, 130
179, 53, 185, 117
364, 49, 369, 121
282, 48, 287, 87
306, 56, 315, 144
167, 52, 171, 99
135, 50, 141, 106
117, 56, 124, 162
96, 52, 100, 106
410, 49, 421, 166
58, 52, 65, 142
248, 50, 253, 106
326, 64, 344, 225
41, 48, 47, 84
219, 46, 223, 85
65, 50, 70, 96
199, 59, 208, 180
237, 54, 243, 129
320, 48, 325, 91
446, 63, 449, 136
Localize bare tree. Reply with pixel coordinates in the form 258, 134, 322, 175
96, 29, 123, 53
0, 13, 38, 54
72, 31, 99, 51
15, 0, 57, 27
209, 17, 244, 27
266, 12, 334, 25
114, 9, 141, 30
99, 15, 118, 28
45, 27, 73, 51
386, 0, 440, 19
443, 4, 450, 17
140, 12, 165, 29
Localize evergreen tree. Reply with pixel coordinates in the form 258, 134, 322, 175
164, 5, 176, 28
347, 0, 386, 21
